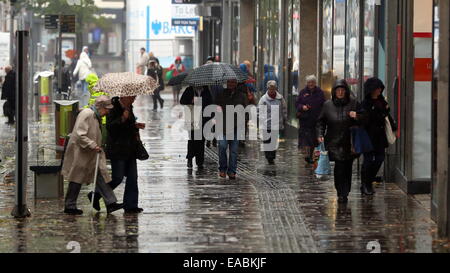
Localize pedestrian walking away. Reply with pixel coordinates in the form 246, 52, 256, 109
137, 48, 149, 75
105, 96, 146, 214
296, 75, 326, 165
62, 96, 123, 215
169, 56, 186, 104
316, 80, 365, 204
360, 77, 397, 196
258, 80, 287, 165
215, 79, 249, 180
73, 46, 93, 106
147, 58, 165, 111
1, 66, 15, 125
53, 60, 72, 99
180, 85, 213, 170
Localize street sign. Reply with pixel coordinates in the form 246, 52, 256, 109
172, 4, 199, 18
172, 0, 202, 4
60, 15, 76, 33
44, 15, 59, 29
172, 17, 200, 27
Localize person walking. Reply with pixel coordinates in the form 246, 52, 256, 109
215, 79, 249, 180
53, 60, 72, 98
73, 46, 92, 104
258, 80, 287, 165
1, 66, 15, 125
137, 48, 149, 75
62, 96, 123, 215
105, 96, 146, 214
296, 75, 326, 164
169, 56, 185, 104
180, 85, 213, 170
147, 59, 165, 111
316, 80, 364, 204
360, 77, 397, 195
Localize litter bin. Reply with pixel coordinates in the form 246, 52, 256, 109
35, 72, 54, 105
54, 100, 79, 147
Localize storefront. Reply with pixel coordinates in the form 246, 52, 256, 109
432, 0, 450, 237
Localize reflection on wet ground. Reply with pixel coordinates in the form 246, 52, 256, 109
0, 93, 449, 253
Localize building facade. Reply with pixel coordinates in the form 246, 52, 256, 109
203, 0, 450, 237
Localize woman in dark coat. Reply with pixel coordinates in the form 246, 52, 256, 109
296, 75, 326, 164
316, 80, 364, 203
360, 77, 397, 195
180, 86, 213, 170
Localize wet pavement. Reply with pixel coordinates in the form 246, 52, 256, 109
0, 90, 449, 253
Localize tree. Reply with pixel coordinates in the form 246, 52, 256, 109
2, 0, 104, 51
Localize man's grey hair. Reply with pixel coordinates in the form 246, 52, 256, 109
306, 75, 317, 83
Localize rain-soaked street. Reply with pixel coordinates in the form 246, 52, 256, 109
0, 91, 449, 253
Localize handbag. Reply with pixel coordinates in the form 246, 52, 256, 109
351, 127, 374, 155
165, 70, 174, 81
385, 116, 397, 145
315, 142, 331, 176
136, 140, 149, 161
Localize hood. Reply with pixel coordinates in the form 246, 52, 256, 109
85, 73, 99, 94
239, 63, 249, 74
175, 56, 182, 62
331, 79, 351, 102
364, 77, 385, 98
267, 65, 275, 73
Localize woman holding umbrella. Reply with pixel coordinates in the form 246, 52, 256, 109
89, 72, 158, 214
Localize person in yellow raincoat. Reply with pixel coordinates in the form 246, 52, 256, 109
85, 73, 109, 144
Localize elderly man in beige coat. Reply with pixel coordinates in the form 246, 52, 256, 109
62, 96, 123, 215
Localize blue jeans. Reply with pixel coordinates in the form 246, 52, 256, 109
109, 159, 139, 210
218, 134, 239, 175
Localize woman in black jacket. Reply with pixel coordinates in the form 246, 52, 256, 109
147, 59, 165, 111
316, 80, 363, 203
360, 78, 397, 195
180, 86, 213, 170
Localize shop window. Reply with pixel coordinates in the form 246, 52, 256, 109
333, 0, 346, 80
321, 0, 334, 97
345, 0, 360, 95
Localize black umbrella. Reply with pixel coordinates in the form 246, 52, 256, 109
183, 63, 247, 87
168, 72, 188, 86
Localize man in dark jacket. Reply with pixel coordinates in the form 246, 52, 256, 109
103, 96, 145, 213
1, 66, 15, 125
360, 77, 397, 195
317, 80, 363, 203
180, 86, 213, 170
215, 79, 249, 180
54, 60, 72, 97
147, 59, 165, 111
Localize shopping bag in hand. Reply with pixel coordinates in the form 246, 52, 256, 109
315, 143, 331, 176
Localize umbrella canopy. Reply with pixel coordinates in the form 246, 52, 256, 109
183, 63, 248, 87
94, 72, 158, 97
168, 72, 188, 86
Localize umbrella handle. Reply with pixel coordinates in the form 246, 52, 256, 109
91, 152, 100, 215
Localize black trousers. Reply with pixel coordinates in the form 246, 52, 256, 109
187, 130, 205, 166
152, 90, 164, 110
5, 100, 15, 123
361, 149, 385, 186
334, 159, 354, 197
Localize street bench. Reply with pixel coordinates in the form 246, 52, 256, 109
30, 136, 70, 199
30, 160, 64, 199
